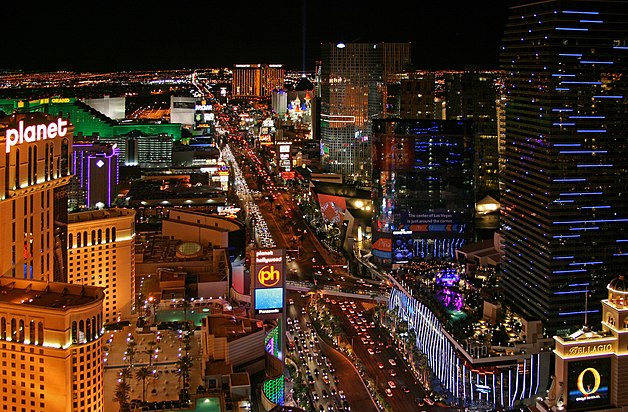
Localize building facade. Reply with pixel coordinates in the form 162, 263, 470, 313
500, 0, 628, 336
232, 64, 285, 99
538, 275, 628, 411
0, 277, 105, 412
70, 139, 119, 210
67, 208, 136, 324
371, 119, 475, 266
0, 112, 73, 282
319, 42, 412, 184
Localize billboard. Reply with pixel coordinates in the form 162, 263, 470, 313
567, 357, 611, 410
251, 248, 285, 316
392, 229, 414, 263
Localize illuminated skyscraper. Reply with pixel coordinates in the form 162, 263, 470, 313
231, 64, 285, 99
500, 0, 628, 336
0, 278, 105, 412
319, 42, 412, 184
371, 119, 475, 266
0, 112, 72, 282
67, 208, 136, 324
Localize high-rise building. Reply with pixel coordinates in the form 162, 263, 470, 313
500, 0, 628, 336
0, 278, 105, 412
231, 64, 285, 99
0, 112, 73, 282
371, 119, 475, 266
319, 42, 412, 184
443, 70, 502, 198
67, 208, 136, 324
70, 139, 119, 210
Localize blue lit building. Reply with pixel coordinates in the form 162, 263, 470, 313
371, 119, 475, 266
500, 0, 628, 336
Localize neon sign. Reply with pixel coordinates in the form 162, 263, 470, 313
5, 118, 68, 153
257, 265, 281, 287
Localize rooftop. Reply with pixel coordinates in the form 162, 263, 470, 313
0, 277, 104, 309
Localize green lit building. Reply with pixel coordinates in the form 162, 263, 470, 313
0, 96, 182, 141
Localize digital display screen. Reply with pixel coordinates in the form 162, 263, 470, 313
567, 357, 611, 410
254, 287, 284, 315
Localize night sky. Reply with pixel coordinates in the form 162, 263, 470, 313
4, 1, 509, 73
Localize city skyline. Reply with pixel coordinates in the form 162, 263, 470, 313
4, 1, 508, 73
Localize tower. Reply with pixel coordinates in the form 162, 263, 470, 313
319, 42, 412, 184
0, 112, 73, 282
500, 0, 628, 336
371, 119, 475, 266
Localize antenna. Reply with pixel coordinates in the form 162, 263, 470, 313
584, 287, 589, 329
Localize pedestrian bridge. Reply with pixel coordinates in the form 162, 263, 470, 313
286, 280, 389, 303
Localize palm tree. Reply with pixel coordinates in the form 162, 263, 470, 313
135, 366, 151, 403
114, 367, 133, 412
126, 339, 137, 366
113, 381, 131, 412
175, 354, 193, 403
146, 340, 157, 366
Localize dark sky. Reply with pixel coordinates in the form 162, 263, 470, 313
3, 1, 509, 73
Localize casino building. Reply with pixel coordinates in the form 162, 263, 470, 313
0, 112, 73, 282
537, 275, 628, 411
0, 277, 105, 412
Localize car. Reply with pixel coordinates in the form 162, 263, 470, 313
318, 405, 325, 412
378, 362, 384, 369
414, 398, 424, 407
388, 358, 397, 366
343, 400, 350, 411
367, 348, 375, 355
314, 368, 319, 376
327, 405, 334, 412
401, 386, 411, 393
388, 369, 396, 377
323, 376, 330, 385
288, 298, 294, 305
330, 388, 337, 397
333, 375, 340, 384
385, 388, 393, 397
424, 397, 435, 405
313, 392, 319, 401
338, 390, 346, 400
322, 389, 328, 398
308, 375, 315, 385
387, 380, 396, 389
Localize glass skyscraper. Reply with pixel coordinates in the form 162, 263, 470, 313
371, 119, 475, 266
500, 0, 628, 336
319, 42, 412, 184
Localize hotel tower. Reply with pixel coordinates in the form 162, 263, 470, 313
0, 112, 106, 411
500, 0, 628, 336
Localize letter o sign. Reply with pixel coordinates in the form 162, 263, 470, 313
577, 367, 601, 396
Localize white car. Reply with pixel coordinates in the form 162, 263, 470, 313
338, 390, 346, 400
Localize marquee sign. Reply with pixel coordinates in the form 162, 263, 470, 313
251, 249, 285, 316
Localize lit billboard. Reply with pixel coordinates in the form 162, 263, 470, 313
251, 248, 285, 316
567, 357, 611, 410
392, 229, 414, 263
